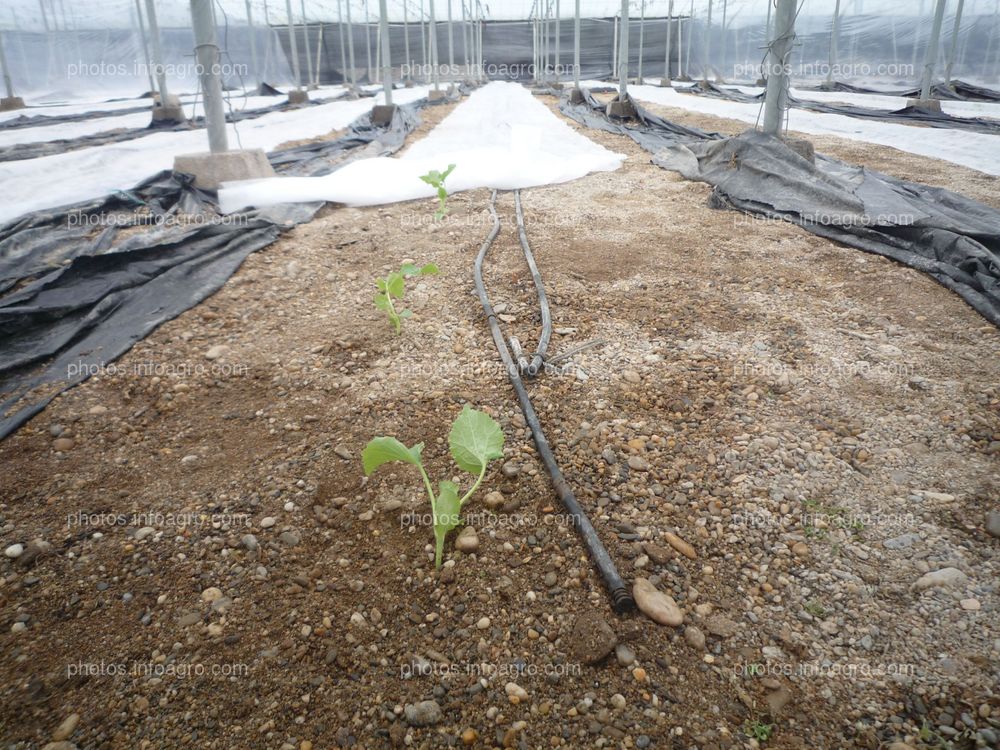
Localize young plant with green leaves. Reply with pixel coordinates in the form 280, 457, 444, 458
374, 262, 439, 333
744, 719, 774, 743
419, 164, 456, 220
362, 405, 504, 568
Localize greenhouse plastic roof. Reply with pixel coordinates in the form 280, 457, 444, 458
2, 0, 985, 30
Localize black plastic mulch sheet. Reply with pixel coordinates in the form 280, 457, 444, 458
0, 101, 427, 440
559, 91, 1000, 329
804, 80, 1000, 103
559, 87, 723, 149
671, 81, 1000, 136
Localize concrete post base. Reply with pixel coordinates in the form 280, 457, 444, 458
151, 105, 187, 124
569, 87, 587, 105
172, 149, 276, 191
0, 96, 25, 111
659, 79, 673, 88
906, 98, 942, 112
606, 98, 637, 119
371, 104, 397, 126
428, 89, 447, 102
287, 89, 310, 105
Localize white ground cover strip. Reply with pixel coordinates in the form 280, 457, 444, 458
0, 87, 428, 226
726, 84, 1000, 120
218, 81, 625, 213
587, 81, 1000, 176
0, 91, 348, 149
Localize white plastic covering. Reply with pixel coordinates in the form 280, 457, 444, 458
218, 80, 625, 212
0, 86, 429, 224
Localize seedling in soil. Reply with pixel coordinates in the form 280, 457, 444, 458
744, 719, 774, 742
419, 164, 456, 220
374, 262, 439, 333
804, 599, 827, 618
362, 405, 504, 568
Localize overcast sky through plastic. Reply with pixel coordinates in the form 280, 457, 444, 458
3, 0, 999, 31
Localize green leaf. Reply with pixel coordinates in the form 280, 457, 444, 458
388, 310, 401, 333
375, 278, 388, 292
437, 186, 448, 201
433, 480, 462, 568
400, 263, 421, 277
362, 437, 424, 475
441, 164, 456, 180
373, 292, 391, 311
419, 170, 442, 187
449, 406, 505, 476
386, 272, 404, 299
419, 263, 439, 275
399, 309, 413, 319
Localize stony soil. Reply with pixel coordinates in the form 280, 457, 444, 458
1, 90, 998, 750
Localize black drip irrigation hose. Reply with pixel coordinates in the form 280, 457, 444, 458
513, 191, 552, 377
473, 189, 635, 614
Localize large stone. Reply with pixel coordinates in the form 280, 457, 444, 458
633, 578, 684, 626
172, 149, 276, 191
403, 700, 442, 727
454, 526, 479, 553
766, 686, 794, 714
52, 713, 80, 742
567, 610, 617, 664
287, 88, 310, 105
914, 567, 968, 591
704, 614, 739, 638
664, 531, 697, 560
986, 511, 1000, 539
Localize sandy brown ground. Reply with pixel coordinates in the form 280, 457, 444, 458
1, 90, 998, 750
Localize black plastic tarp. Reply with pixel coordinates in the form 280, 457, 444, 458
559, 91, 1000, 329
805, 80, 1000, 104
0, 100, 429, 440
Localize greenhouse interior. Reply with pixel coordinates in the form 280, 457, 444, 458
1, 0, 999, 748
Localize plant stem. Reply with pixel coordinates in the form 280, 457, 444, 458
459, 463, 487, 506
417, 464, 436, 515
384, 281, 401, 333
